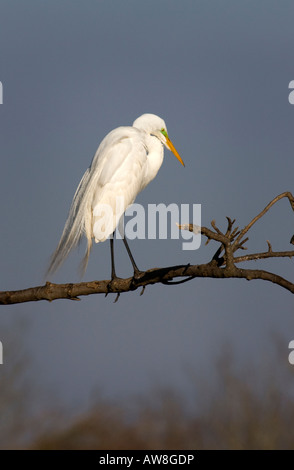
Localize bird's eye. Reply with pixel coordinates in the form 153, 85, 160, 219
160, 128, 168, 138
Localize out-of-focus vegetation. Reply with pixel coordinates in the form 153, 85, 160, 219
1, 333, 294, 450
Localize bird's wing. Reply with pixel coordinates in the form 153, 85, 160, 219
91, 129, 148, 242
47, 127, 148, 276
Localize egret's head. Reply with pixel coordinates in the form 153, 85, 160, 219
157, 127, 185, 166
133, 113, 185, 167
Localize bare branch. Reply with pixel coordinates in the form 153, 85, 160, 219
233, 249, 294, 264
0, 260, 293, 306
0, 192, 293, 304
233, 191, 294, 250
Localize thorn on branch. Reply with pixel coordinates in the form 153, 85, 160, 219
183, 263, 191, 275
114, 293, 120, 303
266, 240, 273, 253
45, 281, 54, 287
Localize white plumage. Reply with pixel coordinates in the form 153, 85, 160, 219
47, 113, 184, 277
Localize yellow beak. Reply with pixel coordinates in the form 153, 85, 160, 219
166, 136, 185, 167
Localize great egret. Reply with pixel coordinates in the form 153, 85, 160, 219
47, 113, 184, 279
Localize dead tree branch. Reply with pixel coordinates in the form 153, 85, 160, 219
0, 192, 293, 304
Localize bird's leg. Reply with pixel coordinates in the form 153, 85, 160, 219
106, 236, 121, 301
110, 236, 117, 280
117, 222, 142, 278
122, 237, 144, 279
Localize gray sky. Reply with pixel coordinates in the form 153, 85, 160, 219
0, 1, 293, 410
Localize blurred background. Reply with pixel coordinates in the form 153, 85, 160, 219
0, 0, 293, 449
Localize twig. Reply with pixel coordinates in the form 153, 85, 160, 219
233, 191, 294, 250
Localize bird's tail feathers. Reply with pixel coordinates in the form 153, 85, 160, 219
46, 168, 92, 278
79, 233, 93, 277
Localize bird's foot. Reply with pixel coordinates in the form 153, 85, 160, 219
130, 269, 146, 294
132, 269, 145, 281
105, 275, 122, 302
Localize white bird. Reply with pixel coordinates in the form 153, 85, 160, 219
47, 113, 184, 279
